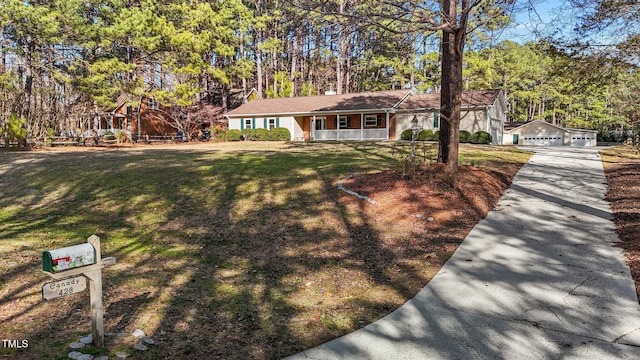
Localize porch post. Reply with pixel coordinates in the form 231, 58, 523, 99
337, 114, 340, 141
361, 113, 364, 141
312, 115, 316, 141
386, 112, 390, 140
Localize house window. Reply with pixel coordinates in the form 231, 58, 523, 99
117, 118, 125, 130
244, 118, 252, 129
364, 115, 378, 127
315, 117, 326, 130
268, 118, 276, 129
146, 97, 158, 110
338, 116, 349, 128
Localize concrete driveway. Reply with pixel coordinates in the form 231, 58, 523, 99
286, 147, 640, 359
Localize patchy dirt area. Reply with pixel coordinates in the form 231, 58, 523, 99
337, 164, 515, 295
601, 147, 640, 299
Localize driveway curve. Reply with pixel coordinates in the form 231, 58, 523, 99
286, 147, 640, 360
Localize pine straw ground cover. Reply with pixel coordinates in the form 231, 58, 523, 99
601, 146, 640, 299
0, 142, 530, 360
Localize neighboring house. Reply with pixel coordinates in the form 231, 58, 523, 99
503, 120, 598, 146
71, 92, 225, 140
69, 95, 176, 139
106, 95, 176, 138
224, 89, 508, 145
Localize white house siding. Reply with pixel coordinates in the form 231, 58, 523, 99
489, 118, 503, 145
487, 98, 506, 145
228, 117, 241, 131
395, 112, 439, 135
459, 110, 487, 134
396, 108, 503, 145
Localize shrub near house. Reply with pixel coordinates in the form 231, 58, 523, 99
459, 130, 472, 143
417, 129, 434, 141
227, 129, 243, 141
267, 128, 291, 141
229, 127, 291, 141
400, 129, 436, 141
470, 131, 492, 144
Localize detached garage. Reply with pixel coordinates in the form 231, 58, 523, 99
504, 120, 597, 147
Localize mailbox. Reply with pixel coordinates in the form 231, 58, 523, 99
43, 243, 96, 272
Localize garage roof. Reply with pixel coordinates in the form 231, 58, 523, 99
504, 120, 597, 134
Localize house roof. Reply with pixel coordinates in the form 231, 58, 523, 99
226, 89, 503, 117
396, 89, 502, 110
504, 121, 530, 131
225, 90, 410, 117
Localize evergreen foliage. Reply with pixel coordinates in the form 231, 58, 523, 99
226, 129, 242, 141
254, 128, 269, 141
0, 114, 28, 146
242, 128, 257, 140
0, 0, 636, 145
417, 129, 434, 141
470, 131, 492, 144
267, 127, 291, 141
459, 130, 472, 143
400, 129, 413, 140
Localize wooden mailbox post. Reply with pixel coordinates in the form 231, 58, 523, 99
42, 235, 116, 347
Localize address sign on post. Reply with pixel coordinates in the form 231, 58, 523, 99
42, 235, 116, 347
42, 275, 87, 300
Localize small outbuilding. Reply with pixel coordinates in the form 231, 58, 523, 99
503, 120, 597, 147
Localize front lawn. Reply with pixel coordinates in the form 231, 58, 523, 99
0, 142, 531, 359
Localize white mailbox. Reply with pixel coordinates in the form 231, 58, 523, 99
42, 243, 96, 272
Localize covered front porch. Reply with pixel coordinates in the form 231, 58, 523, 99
305, 112, 394, 141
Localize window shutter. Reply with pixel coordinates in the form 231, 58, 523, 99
377, 114, 382, 127
276, 117, 280, 127
240, 118, 244, 130
264, 118, 267, 128
434, 112, 439, 128
252, 118, 256, 129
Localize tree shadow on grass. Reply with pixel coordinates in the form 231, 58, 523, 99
288, 147, 640, 360
0, 145, 421, 359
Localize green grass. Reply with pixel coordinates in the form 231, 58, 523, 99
0, 142, 531, 359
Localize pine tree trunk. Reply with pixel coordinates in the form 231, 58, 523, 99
0, 28, 5, 74
255, 0, 264, 98
437, 0, 466, 175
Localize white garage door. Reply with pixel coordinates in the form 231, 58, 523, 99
522, 134, 563, 146
570, 135, 593, 146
